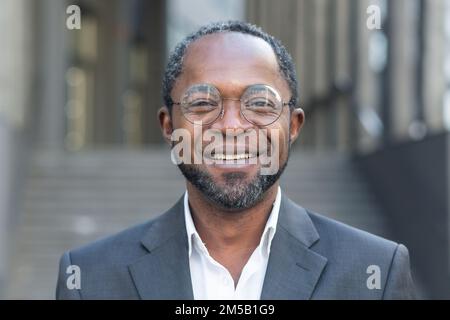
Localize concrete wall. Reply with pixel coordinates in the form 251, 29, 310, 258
0, 0, 36, 297
0, 122, 14, 296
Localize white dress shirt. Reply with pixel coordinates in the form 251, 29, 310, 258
184, 186, 281, 300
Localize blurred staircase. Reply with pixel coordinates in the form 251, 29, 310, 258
6, 148, 390, 299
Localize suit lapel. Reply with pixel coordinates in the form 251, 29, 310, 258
128, 193, 326, 300
128, 196, 194, 299
261, 194, 328, 299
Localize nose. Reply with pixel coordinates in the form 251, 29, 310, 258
210, 99, 254, 133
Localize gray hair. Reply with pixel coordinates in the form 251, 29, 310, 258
162, 21, 299, 111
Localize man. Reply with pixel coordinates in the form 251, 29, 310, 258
56, 21, 416, 299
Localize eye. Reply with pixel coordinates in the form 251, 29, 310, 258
246, 98, 276, 109
183, 99, 219, 114
190, 99, 217, 107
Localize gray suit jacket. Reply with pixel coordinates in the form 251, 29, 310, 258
56, 194, 416, 299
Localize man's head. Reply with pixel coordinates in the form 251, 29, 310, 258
158, 21, 305, 211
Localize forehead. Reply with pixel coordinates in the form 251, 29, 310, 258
174, 32, 288, 96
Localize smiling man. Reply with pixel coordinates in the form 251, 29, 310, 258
56, 21, 416, 300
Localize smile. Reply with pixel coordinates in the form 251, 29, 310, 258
170, 126, 279, 175
209, 153, 257, 161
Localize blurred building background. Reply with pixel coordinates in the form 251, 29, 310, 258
0, 0, 449, 299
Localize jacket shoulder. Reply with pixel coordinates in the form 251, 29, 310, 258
56, 211, 172, 299
307, 209, 398, 255
67, 210, 171, 266
305, 210, 416, 299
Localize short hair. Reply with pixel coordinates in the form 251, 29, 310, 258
162, 21, 299, 112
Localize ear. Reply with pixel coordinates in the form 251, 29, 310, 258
289, 107, 305, 145
158, 106, 173, 145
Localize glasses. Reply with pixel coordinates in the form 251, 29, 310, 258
172, 83, 292, 126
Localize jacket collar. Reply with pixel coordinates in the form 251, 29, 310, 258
260, 194, 327, 299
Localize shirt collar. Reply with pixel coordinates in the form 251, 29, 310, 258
184, 186, 282, 257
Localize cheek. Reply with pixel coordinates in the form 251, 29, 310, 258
277, 129, 290, 158
268, 112, 290, 145
169, 110, 197, 160
264, 125, 289, 161
171, 108, 184, 128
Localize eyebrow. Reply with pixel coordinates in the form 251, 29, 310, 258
186, 83, 278, 97
185, 84, 219, 96
245, 85, 278, 97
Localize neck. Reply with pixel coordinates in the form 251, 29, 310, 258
186, 181, 279, 252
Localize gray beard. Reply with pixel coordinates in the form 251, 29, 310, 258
178, 158, 288, 211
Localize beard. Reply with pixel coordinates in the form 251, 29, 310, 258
178, 155, 289, 211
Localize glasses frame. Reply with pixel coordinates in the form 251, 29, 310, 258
172, 83, 293, 127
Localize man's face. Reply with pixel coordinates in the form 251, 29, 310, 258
159, 32, 304, 211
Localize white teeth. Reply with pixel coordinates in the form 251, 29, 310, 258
211, 153, 256, 160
